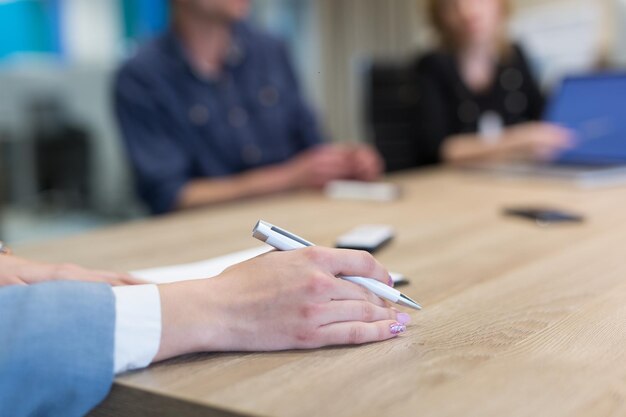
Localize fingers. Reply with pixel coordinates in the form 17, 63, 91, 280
330, 145, 384, 181
527, 124, 574, 147
532, 131, 574, 161
312, 164, 352, 182
313, 300, 398, 324
541, 123, 574, 140
351, 146, 383, 176
79, 273, 146, 286
503, 124, 575, 162
355, 166, 382, 182
51, 264, 145, 286
108, 275, 151, 286
353, 160, 382, 181
309, 146, 351, 165
91, 270, 149, 286
303, 247, 390, 286
312, 154, 353, 178
314, 320, 406, 347
326, 277, 388, 307
297, 147, 353, 187
0, 276, 28, 287
119, 275, 151, 285
306, 144, 385, 184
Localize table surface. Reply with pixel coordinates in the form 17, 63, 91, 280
18, 169, 626, 417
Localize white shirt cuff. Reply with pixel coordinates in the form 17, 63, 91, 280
112, 284, 162, 374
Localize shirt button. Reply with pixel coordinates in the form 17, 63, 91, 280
227, 43, 245, 66
229, 107, 249, 128
241, 144, 262, 165
500, 68, 524, 91
188, 104, 210, 126
505, 91, 528, 114
258, 86, 279, 107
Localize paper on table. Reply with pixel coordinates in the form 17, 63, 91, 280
132, 246, 272, 284
133, 245, 407, 285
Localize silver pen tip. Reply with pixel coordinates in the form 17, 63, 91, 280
252, 220, 269, 242
398, 294, 422, 310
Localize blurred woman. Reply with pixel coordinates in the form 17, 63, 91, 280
414, 0, 573, 165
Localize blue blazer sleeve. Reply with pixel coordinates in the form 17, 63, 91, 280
0, 282, 116, 417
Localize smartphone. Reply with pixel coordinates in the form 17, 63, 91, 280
504, 207, 585, 224
335, 225, 394, 253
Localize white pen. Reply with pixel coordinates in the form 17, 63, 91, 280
252, 220, 422, 310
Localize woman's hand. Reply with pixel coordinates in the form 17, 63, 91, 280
501, 122, 575, 161
155, 247, 410, 360
442, 122, 575, 164
0, 254, 146, 287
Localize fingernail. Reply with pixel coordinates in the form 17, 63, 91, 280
390, 322, 406, 335
396, 313, 411, 325
388, 274, 394, 287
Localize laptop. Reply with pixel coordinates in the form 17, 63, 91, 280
466, 73, 626, 187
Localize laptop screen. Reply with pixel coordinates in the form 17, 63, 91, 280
545, 73, 626, 165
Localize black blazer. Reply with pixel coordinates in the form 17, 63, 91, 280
413, 44, 545, 165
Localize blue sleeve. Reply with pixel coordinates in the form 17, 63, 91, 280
114, 66, 191, 214
277, 42, 325, 150
0, 282, 115, 417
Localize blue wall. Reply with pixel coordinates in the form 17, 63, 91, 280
0, 0, 169, 62
121, 0, 169, 42
0, 0, 63, 59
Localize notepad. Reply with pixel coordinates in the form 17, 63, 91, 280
132, 246, 272, 284
133, 246, 407, 285
324, 180, 401, 202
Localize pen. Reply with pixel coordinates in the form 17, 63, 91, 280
252, 220, 422, 310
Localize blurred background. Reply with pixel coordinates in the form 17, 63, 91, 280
0, 0, 625, 246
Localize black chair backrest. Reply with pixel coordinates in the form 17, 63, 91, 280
365, 61, 420, 172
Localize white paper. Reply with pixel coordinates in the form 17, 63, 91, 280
133, 245, 407, 285
132, 246, 272, 284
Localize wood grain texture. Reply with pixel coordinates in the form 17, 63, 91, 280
17, 168, 626, 417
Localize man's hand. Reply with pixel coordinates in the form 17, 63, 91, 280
286, 144, 384, 189
155, 248, 410, 360
350, 144, 384, 181
286, 146, 354, 188
0, 255, 146, 287
176, 143, 385, 210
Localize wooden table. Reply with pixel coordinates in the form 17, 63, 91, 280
18, 169, 626, 417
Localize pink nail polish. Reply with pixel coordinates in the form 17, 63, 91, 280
390, 322, 406, 335
388, 274, 394, 287
397, 313, 411, 325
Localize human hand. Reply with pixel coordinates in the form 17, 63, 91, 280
0, 254, 147, 287
349, 144, 384, 181
501, 122, 575, 161
286, 145, 354, 188
155, 247, 410, 360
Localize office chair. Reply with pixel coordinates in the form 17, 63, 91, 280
365, 62, 420, 172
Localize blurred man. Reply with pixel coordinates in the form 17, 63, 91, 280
115, 0, 383, 214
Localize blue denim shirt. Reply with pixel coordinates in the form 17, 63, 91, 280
114, 23, 323, 214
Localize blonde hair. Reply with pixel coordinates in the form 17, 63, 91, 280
426, 0, 512, 58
